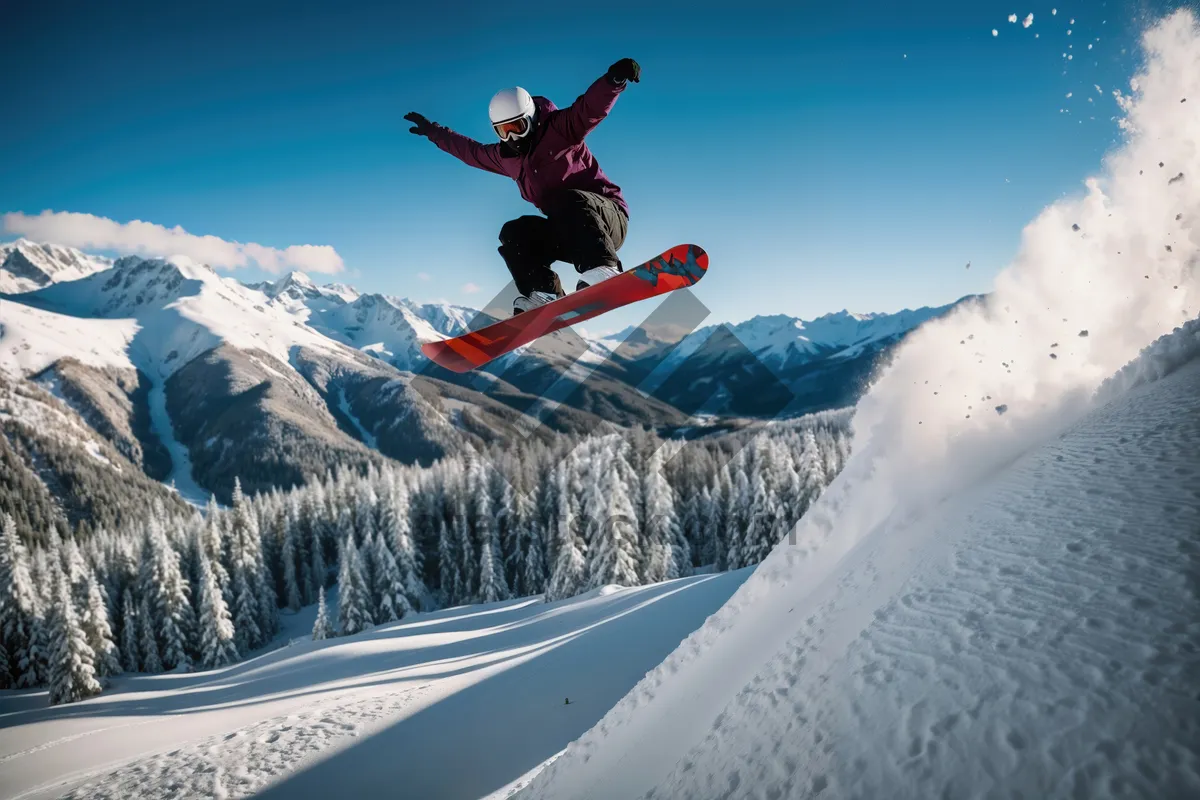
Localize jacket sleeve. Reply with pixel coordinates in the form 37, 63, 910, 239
426, 124, 507, 175
556, 75, 626, 143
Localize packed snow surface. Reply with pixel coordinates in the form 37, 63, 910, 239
520, 9, 1200, 799
0, 570, 750, 800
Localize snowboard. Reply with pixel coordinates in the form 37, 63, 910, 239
421, 243, 708, 373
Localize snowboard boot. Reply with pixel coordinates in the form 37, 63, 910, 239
575, 264, 622, 292
513, 291, 558, 315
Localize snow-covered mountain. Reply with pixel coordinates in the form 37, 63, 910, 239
0, 238, 112, 294
0, 251, 655, 504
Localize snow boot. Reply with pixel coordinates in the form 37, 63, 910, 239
513, 290, 558, 314
575, 264, 622, 292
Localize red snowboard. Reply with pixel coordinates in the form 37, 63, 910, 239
421, 244, 708, 373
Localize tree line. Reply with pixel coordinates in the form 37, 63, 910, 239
0, 411, 851, 703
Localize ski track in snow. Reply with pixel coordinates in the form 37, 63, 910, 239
56, 687, 428, 800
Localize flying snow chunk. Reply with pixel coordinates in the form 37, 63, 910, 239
993, 29, 999, 37
1052, 8, 1057, 14
1067, 92, 1073, 98
1023, 13, 1034, 28
1009, 14, 1018, 23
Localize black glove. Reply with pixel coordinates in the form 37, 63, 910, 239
607, 58, 640, 85
405, 111, 435, 138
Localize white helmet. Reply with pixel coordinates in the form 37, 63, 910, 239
488, 87, 535, 142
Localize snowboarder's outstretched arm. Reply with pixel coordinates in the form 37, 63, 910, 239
556, 58, 640, 144
405, 112, 506, 175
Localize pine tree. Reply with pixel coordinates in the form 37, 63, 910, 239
308, 494, 328, 601
477, 538, 508, 604
454, 513, 475, 602
795, 429, 828, 518
545, 467, 587, 602
336, 533, 373, 636
197, 552, 238, 669
280, 516, 302, 613
80, 569, 121, 681
641, 452, 687, 583
372, 531, 411, 623
726, 469, 753, 570
228, 479, 265, 653
140, 518, 194, 671
200, 496, 230, 603
47, 567, 102, 705
586, 457, 641, 590
436, 520, 461, 606
0, 514, 40, 687
515, 518, 547, 598
138, 594, 163, 673
120, 589, 139, 673
0, 640, 11, 689
21, 554, 52, 688
382, 483, 424, 612
312, 586, 333, 641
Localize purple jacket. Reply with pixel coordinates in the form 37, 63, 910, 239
426, 75, 629, 217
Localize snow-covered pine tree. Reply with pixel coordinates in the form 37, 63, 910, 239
372, 531, 411, 623
312, 586, 333, 640
200, 496, 230, 603
726, 468, 753, 570
795, 428, 828, 518
120, 589, 139, 672
436, 520, 461, 606
545, 465, 587, 602
21, 550, 53, 688
140, 516, 195, 671
454, 513, 475, 603
47, 566, 102, 705
197, 549, 238, 669
138, 594, 163, 673
640, 451, 687, 583
0, 640, 11, 688
336, 532, 373, 636
0, 513, 40, 688
586, 449, 641, 590
308, 492, 328, 603
280, 512, 302, 613
477, 538, 508, 604
382, 480, 424, 612
228, 479, 265, 653
80, 568, 121, 681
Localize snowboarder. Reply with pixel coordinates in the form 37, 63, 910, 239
405, 58, 640, 314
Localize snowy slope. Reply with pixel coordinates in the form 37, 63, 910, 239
519, 11, 1200, 799
0, 239, 111, 294
0, 570, 750, 800
523, 325, 1200, 800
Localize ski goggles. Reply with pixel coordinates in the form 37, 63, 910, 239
493, 115, 531, 142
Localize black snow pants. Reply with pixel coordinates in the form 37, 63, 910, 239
498, 189, 628, 298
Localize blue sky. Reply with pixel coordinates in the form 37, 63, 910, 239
0, 0, 1162, 327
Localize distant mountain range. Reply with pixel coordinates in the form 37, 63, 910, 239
0, 239, 971, 514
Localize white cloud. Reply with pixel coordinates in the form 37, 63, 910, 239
2, 210, 344, 274
417, 272, 432, 282
462, 282, 481, 294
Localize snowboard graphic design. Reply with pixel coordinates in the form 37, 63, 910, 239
421, 244, 708, 373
